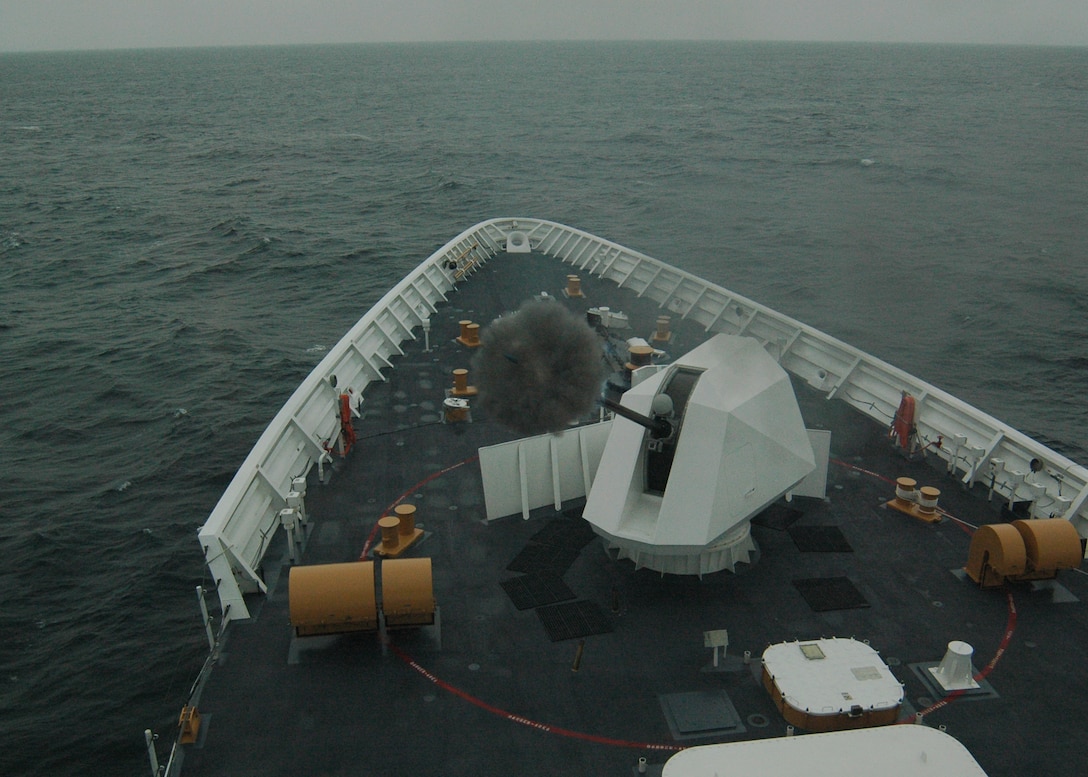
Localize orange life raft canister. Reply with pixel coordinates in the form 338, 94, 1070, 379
890, 392, 915, 450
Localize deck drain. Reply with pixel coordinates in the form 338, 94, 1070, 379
746, 713, 770, 728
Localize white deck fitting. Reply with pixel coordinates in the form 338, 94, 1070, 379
762, 638, 904, 717
929, 640, 981, 691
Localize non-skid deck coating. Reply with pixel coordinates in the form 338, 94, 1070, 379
181, 250, 1088, 777
787, 524, 854, 553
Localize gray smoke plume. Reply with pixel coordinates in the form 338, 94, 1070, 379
473, 299, 604, 435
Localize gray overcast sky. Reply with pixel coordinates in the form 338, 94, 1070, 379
2, 1, 1086, 52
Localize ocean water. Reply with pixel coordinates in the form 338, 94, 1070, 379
1, 41, 1085, 776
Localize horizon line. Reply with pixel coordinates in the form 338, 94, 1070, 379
3, 37, 1087, 55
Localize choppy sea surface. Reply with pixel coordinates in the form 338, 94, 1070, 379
1, 41, 1086, 776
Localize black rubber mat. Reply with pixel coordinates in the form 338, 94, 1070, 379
793, 577, 870, 612
536, 600, 613, 642
659, 690, 746, 739
530, 517, 598, 549
788, 525, 853, 552
506, 542, 582, 574
751, 504, 803, 531
500, 571, 577, 610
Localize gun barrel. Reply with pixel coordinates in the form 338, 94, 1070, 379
600, 398, 672, 439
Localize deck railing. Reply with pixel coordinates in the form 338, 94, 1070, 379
197, 224, 495, 621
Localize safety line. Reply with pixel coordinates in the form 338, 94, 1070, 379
391, 643, 684, 752
831, 458, 897, 485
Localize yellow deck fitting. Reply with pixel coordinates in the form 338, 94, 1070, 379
288, 562, 378, 637
381, 557, 436, 628
377, 504, 424, 557
456, 320, 481, 347
964, 523, 1027, 587
442, 397, 470, 423
652, 315, 672, 343
450, 368, 478, 397
886, 478, 942, 523
564, 274, 584, 298
178, 706, 202, 744
451, 243, 480, 280
966, 518, 1082, 587
625, 344, 654, 372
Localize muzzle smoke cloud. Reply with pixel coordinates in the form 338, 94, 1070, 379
473, 299, 604, 435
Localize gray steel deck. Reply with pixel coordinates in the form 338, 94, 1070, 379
179, 251, 1088, 777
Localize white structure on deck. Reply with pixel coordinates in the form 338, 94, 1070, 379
583, 334, 816, 575
662, 725, 989, 776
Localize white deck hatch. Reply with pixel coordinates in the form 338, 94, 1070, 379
762, 637, 903, 715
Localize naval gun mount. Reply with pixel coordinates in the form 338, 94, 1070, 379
584, 334, 817, 576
